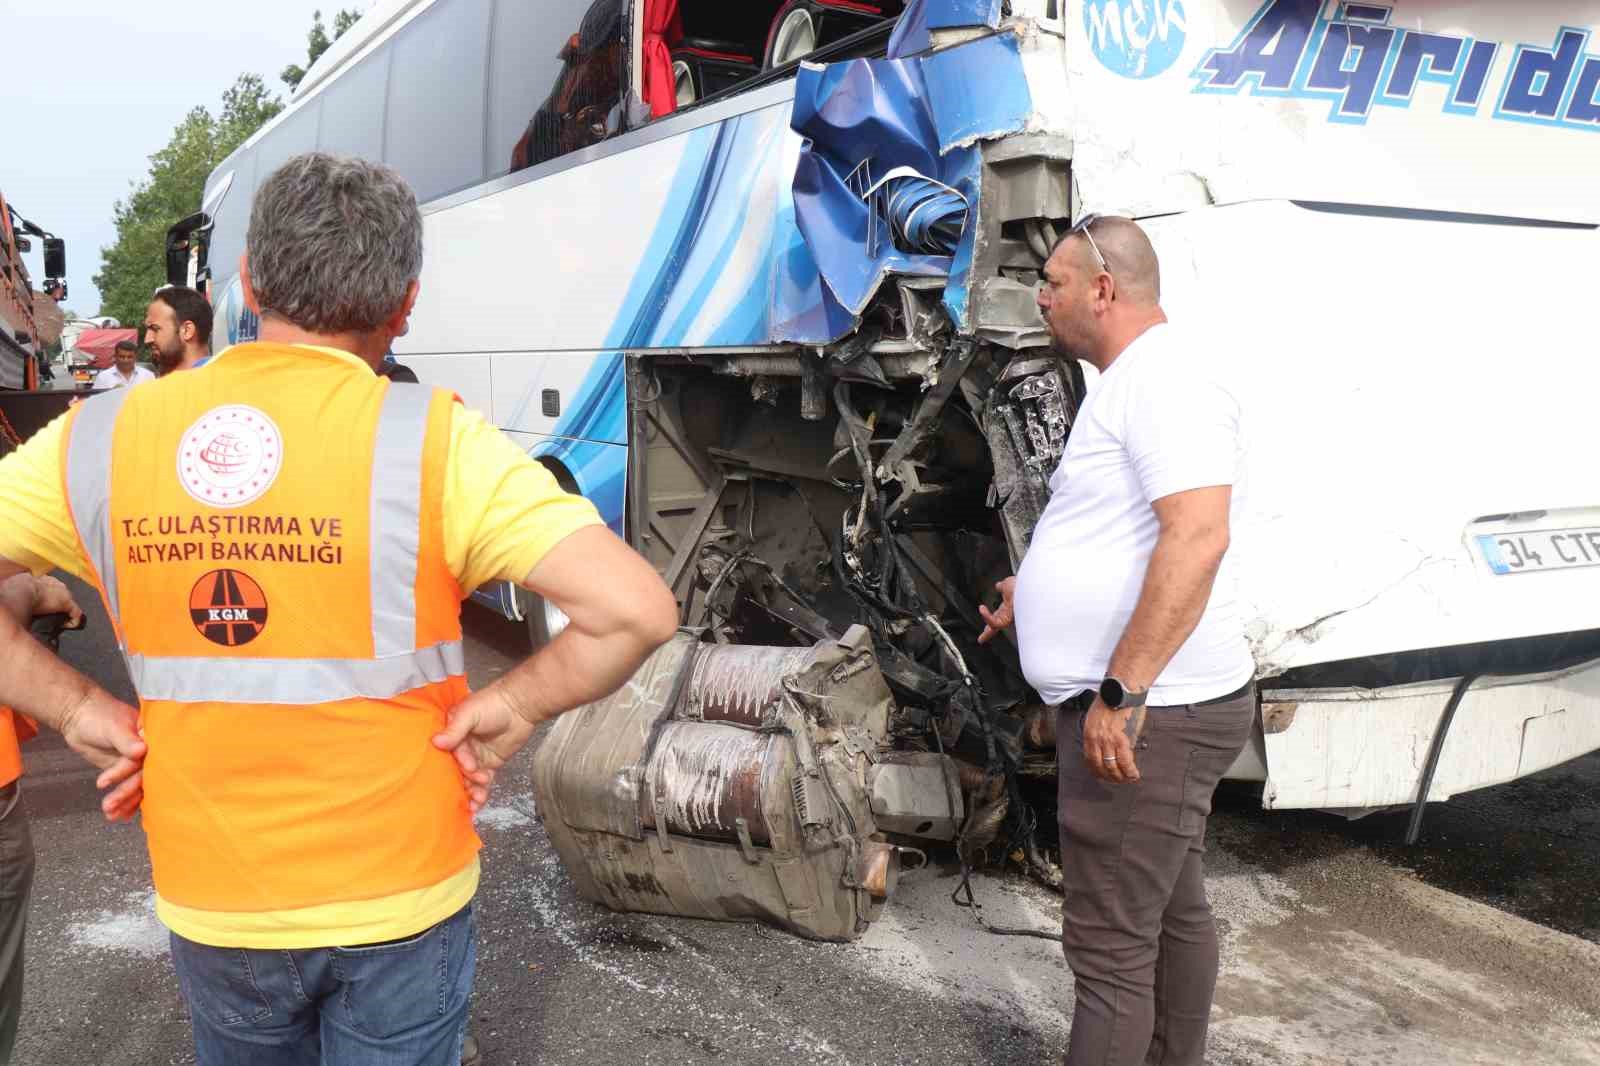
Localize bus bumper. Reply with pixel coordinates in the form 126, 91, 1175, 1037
1246, 656, 1600, 811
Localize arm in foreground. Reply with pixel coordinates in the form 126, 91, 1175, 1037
0, 564, 146, 819
1083, 485, 1233, 784
433, 526, 678, 808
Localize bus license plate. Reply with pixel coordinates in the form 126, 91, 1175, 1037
1476, 529, 1600, 575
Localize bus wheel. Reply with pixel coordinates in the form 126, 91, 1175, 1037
526, 592, 570, 651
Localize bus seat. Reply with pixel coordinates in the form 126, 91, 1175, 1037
763, 0, 891, 70
669, 37, 759, 106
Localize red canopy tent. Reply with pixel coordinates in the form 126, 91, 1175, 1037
71, 328, 139, 369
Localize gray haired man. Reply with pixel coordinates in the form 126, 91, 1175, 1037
0, 153, 677, 1065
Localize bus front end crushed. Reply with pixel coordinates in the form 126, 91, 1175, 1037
530, 1, 1077, 937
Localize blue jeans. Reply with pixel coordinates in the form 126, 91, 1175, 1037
169, 903, 475, 1066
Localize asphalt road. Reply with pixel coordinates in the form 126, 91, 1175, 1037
10, 580, 1600, 1065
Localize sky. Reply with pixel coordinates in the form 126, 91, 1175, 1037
1, 1, 364, 317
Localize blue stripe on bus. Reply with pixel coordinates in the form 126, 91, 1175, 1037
532, 436, 627, 538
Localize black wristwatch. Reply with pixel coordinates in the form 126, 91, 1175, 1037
1099, 677, 1148, 710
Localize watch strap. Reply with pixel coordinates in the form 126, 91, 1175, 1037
1100, 676, 1149, 710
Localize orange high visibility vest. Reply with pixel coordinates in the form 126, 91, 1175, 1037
59, 342, 478, 913
0, 708, 34, 788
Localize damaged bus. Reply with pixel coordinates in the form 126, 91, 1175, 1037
191, 0, 1600, 939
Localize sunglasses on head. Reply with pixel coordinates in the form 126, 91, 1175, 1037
1070, 213, 1113, 278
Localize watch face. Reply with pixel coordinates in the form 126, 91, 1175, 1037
1100, 678, 1125, 707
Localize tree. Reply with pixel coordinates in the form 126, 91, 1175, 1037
280, 8, 362, 91
92, 74, 283, 325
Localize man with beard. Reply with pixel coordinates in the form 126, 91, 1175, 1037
142, 286, 212, 375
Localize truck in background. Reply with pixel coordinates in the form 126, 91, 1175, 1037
0, 192, 76, 450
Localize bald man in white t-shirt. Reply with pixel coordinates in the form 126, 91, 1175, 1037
978, 216, 1253, 1066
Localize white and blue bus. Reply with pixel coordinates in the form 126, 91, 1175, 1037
184, 0, 1600, 930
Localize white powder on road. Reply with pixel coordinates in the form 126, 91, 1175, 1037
1208, 843, 1600, 1066
850, 868, 1070, 1039
475, 801, 534, 831
1204, 846, 1302, 963
67, 890, 167, 958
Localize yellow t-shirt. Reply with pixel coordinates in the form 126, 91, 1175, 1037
0, 344, 603, 947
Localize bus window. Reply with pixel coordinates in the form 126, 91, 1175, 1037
489, 0, 604, 180
656, 0, 905, 113
506, 0, 627, 174
385, 0, 492, 202
254, 98, 322, 185
317, 49, 389, 165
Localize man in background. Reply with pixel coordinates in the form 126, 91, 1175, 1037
379, 351, 419, 383
92, 340, 154, 391
142, 286, 212, 375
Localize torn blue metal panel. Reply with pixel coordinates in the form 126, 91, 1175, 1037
886, 0, 932, 57
938, 146, 983, 333
888, 0, 1007, 59
785, 58, 963, 324
922, 32, 1033, 151
771, 212, 859, 342
780, 28, 1034, 342
925, 0, 1006, 30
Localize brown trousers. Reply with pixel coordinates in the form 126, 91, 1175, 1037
1057, 686, 1255, 1066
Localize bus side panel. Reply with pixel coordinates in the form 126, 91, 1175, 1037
405, 353, 493, 418
492, 351, 626, 444
465, 430, 627, 619
1063, 0, 1600, 225
517, 432, 627, 539
407, 105, 800, 357
1146, 200, 1600, 675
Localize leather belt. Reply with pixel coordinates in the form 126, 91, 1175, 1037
1190, 680, 1255, 708
1059, 679, 1254, 712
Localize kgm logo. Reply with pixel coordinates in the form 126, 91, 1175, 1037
1086, 0, 1188, 80
189, 569, 269, 647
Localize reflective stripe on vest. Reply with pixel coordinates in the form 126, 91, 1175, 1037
64, 387, 132, 624
371, 380, 428, 658
125, 640, 466, 703
67, 383, 448, 704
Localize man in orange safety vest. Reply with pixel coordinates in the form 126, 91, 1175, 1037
0, 152, 678, 1066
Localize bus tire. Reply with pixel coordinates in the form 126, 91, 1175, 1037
525, 591, 570, 651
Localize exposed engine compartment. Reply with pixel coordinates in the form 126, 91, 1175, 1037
531, 290, 1086, 937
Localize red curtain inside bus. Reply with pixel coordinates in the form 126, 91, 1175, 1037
642, 0, 683, 118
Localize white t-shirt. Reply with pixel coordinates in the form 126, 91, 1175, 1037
1013, 323, 1253, 706
93, 365, 155, 390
